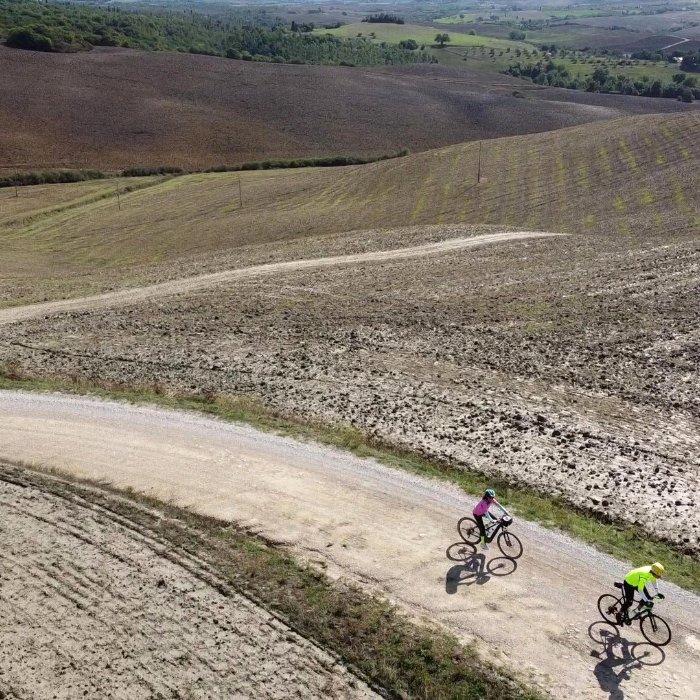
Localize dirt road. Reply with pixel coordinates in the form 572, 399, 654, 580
0, 231, 560, 324
1, 391, 698, 699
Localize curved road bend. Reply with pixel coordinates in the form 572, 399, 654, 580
1, 392, 699, 699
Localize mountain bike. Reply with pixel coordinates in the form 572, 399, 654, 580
457, 513, 523, 559
597, 583, 672, 647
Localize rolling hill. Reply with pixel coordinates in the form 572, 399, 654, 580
1, 111, 698, 560
2, 110, 698, 308
0, 45, 697, 173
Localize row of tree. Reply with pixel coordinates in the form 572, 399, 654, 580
0, 0, 430, 66
362, 13, 405, 25
505, 61, 700, 101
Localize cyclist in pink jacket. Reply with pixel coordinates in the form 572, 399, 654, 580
473, 489, 509, 550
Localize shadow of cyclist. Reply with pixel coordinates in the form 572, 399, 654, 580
588, 621, 665, 700
445, 542, 518, 594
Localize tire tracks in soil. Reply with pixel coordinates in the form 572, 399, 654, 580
0, 464, 378, 699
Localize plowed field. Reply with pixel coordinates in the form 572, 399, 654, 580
0, 46, 696, 173
0, 465, 375, 699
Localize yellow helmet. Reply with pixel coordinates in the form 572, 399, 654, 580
651, 562, 665, 577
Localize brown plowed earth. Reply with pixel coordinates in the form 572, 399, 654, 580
2, 227, 698, 555
0, 463, 376, 700
1, 396, 699, 699
0, 46, 696, 173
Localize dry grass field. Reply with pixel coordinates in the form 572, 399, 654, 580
0, 45, 696, 174
1, 112, 699, 554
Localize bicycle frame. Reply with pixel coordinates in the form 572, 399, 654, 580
482, 518, 506, 544
626, 601, 654, 622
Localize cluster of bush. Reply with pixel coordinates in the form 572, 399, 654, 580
680, 51, 700, 72
0, 152, 411, 189
362, 13, 405, 25
204, 151, 409, 172
0, 0, 429, 66
505, 61, 700, 101
0, 170, 107, 188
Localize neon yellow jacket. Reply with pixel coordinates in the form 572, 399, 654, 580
624, 566, 659, 600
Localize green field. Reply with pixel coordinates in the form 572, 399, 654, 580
318, 22, 528, 51
504, 50, 684, 83
555, 56, 680, 81
435, 8, 608, 24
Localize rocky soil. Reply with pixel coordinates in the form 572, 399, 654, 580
1, 227, 698, 554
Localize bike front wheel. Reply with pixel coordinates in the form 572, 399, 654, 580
597, 594, 622, 625
640, 613, 672, 647
457, 517, 481, 545
497, 530, 523, 559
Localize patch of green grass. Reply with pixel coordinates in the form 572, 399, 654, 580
2, 176, 166, 230
640, 190, 655, 206
1, 367, 698, 595
319, 22, 527, 51
1, 461, 541, 700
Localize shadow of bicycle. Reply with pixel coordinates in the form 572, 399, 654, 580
588, 621, 666, 700
445, 542, 518, 593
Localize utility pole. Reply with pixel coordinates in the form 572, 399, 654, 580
237, 174, 243, 209
477, 141, 482, 184
116, 185, 121, 211
14, 185, 19, 198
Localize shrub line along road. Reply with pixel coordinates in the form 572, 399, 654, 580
1, 232, 699, 697
1, 392, 699, 698
0, 231, 559, 325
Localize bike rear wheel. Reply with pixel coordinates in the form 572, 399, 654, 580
597, 594, 622, 625
497, 530, 523, 559
640, 613, 672, 647
457, 517, 481, 545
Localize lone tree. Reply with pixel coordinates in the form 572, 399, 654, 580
434, 33, 450, 47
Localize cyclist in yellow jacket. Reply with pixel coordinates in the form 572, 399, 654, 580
617, 563, 665, 625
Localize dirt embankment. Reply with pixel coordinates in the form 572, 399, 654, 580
0, 464, 375, 699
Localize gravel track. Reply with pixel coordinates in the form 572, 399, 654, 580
1, 391, 699, 699
0, 231, 560, 325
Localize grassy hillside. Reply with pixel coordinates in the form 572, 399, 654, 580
319, 21, 528, 51
2, 111, 698, 306
1, 46, 695, 174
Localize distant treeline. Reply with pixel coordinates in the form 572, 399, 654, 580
0, 151, 410, 188
629, 49, 700, 72
362, 13, 405, 24
0, 0, 430, 65
505, 61, 700, 102
0, 169, 107, 188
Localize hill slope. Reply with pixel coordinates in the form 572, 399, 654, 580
1, 111, 699, 559
2, 110, 698, 307
0, 46, 697, 173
